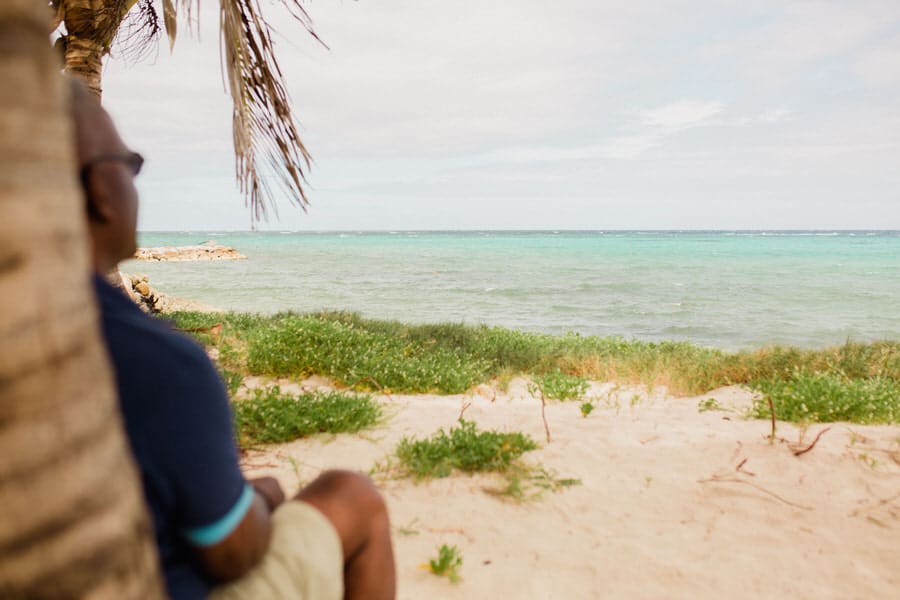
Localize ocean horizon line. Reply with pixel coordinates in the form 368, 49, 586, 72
137, 228, 900, 235
125, 229, 900, 349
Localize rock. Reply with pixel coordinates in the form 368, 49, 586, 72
117, 271, 222, 314
133, 241, 246, 262
111, 270, 142, 304
119, 271, 167, 314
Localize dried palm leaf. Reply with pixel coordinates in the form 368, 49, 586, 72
217, 0, 323, 222
162, 0, 176, 51
112, 0, 160, 63
60, 0, 321, 222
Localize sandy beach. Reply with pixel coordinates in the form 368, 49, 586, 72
238, 378, 900, 599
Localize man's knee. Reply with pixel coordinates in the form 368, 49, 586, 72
316, 470, 387, 518
297, 470, 387, 522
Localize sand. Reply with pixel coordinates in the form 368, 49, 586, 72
240, 378, 900, 599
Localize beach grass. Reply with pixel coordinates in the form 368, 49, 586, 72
394, 420, 538, 480
528, 370, 589, 401
749, 372, 900, 424
169, 311, 900, 424
232, 385, 381, 445
426, 544, 463, 583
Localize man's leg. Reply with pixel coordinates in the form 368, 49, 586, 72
296, 470, 396, 600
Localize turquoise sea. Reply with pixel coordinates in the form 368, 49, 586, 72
125, 231, 900, 351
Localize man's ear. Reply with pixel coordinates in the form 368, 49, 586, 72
86, 195, 107, 223
84, 175, 113, 224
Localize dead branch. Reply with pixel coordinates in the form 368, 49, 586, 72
458, 401, 472, 422
178, 323, 224, 339
766, 396, 776, 443
357, 376, 393, 401
849, 491, 900, 517
698, 476, 814, 510
540, 392, 551, 443
735, 458, 756, 477
792, 427, 832, 457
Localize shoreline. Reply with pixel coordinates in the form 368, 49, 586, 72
124, 230, 900, 349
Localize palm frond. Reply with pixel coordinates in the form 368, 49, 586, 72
161, 0, 176, 51
217, 0, 321, 222
61, 0, 130, 48
57, 0, 158, 64
63, 0, 321, 222
111, 0, 160, 63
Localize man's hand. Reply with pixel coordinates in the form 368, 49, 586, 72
249, 476, 285, 513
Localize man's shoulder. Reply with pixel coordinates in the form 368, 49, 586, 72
93, 276, 216, 378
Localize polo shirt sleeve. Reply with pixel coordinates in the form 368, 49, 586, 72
152, 342, 251, 547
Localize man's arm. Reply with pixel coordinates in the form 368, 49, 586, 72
191, 477, 286, 582
249, 476, 286, 513
193, 492, 271, 582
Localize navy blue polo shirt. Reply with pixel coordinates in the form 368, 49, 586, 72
93, 276, 251, 599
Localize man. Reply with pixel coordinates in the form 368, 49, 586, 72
71, 82, 396, 600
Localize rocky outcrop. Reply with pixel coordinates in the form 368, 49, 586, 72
115, 272, 170, 313
114, 272, 221, 314
133, 240, 246, 262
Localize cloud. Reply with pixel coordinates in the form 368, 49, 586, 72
854, 36, 900, 88
600, 134, 665, 160
735, 106, 792, 126
638, 101, 724, 131
97, 0, 900, 230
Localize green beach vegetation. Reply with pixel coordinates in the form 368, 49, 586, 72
394, 420, 538, 480
232, 385, 381, 446
425, 544, 463, 584
384, 419, 575, 501
170, 310, 900, 425
749, 372, 900, 424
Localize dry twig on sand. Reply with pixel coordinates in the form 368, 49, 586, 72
539, 392, 551, 443
700, 458, 813, 511
735, 458, 756, 476
849, 492, 900, 518
178, 322, 224, 339
699, 475, 814, 511
792, 427, 832, 457
356, 376, 393, 401
766, 396, 777, 443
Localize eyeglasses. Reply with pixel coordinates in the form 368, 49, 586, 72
79, 151, 144, 186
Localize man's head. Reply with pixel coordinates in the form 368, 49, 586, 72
70, 80, 143, 274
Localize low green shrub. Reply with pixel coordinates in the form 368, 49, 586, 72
749, 372, 900, 424
245, 315, 489, 393
168, 311, 900, 416
528, 370, 588, 401
427, 544, 463, 583
233, 386, 381, 445
395, 420, 537, 479
219, 368, 244, 397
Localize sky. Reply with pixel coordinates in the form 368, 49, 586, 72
102, 0, 900, 231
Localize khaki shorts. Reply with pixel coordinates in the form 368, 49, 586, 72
210, 501, 343, 600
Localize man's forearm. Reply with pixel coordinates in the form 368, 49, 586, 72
250, 477, 285, 513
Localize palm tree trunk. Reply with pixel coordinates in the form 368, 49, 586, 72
64, 33, 106, 97
0, 1, 164, 598
61, 0, 137, 98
